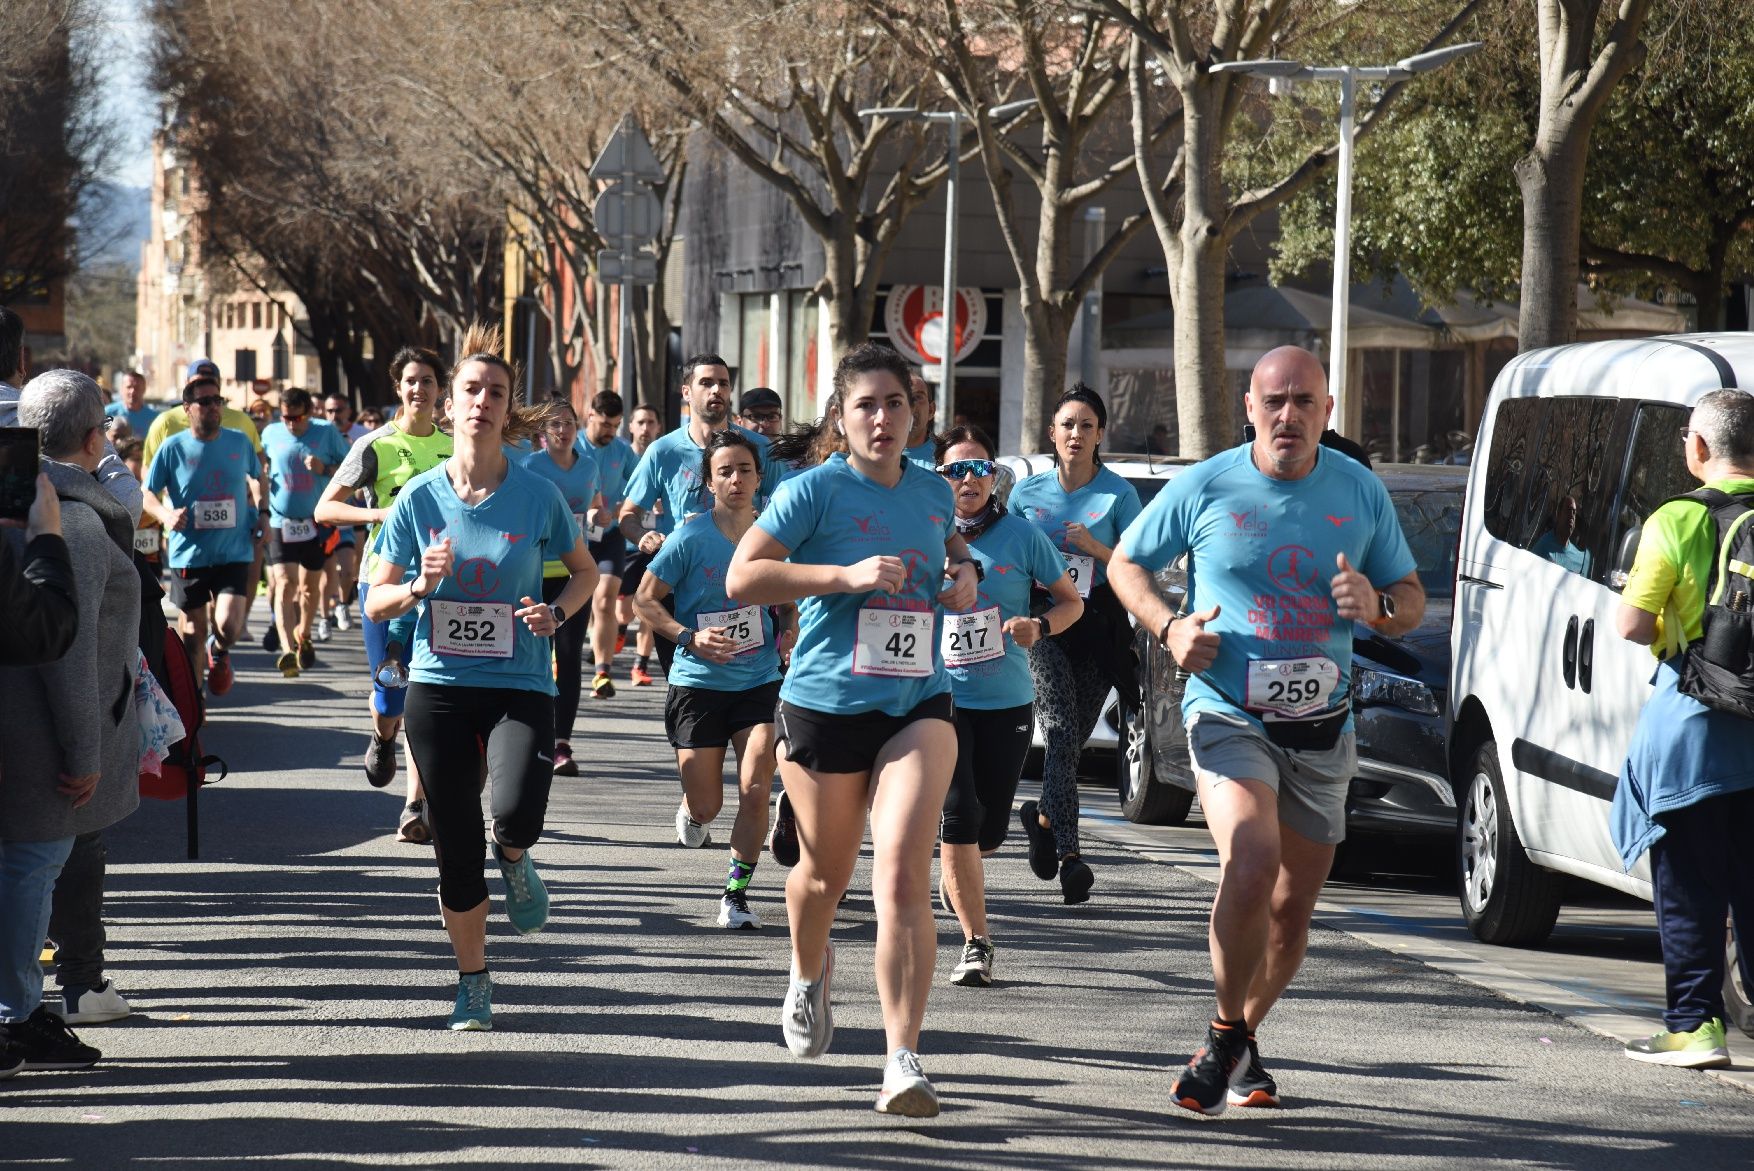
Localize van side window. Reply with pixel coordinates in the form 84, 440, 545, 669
1606, 403, 1694, 588
1519, 397, 1619, 579
1481, 398, 1541, 544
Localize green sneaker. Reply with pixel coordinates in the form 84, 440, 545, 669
493, 843, 549, 934
448, 971, 492, 1031
1624, 1017, 1731, 1068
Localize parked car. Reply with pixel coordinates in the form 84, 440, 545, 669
1449, 331, 1752, 1035
1114, 463, 1468, 838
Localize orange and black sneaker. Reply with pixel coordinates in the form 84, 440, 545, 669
630, 664, 654, 687
1170, 1019, 1250, 1117
1227, 1034, 1280, 1108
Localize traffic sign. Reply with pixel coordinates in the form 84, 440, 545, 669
884, 285, 986, 367
598, 250, 658, 286
590, 116, 666, 184
596, 181, 664, 244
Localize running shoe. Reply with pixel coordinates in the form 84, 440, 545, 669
1018, 801, 1057, 879
719, 889, 762, 930
493, 843, 549, 934
205, 637, 233, 695
448, 971, 492, 1031
261, 624, 280, 653
276, 650, 300, 678
397, 800, 431, 844
591, 671, 616, 699
1170, 1020, 1251, 1117
1625, 1018, 1732, 1069
675, 802, 713, 848
0, 1035, 22, 1079
950, 937, 994, 987
313, 615, 332, 643
875, 1048, 939, 1117
781, 944, 834, 1058
1228, 1035, 1281, 1107
297, 638, 316, 669
614, 632, 626, 655
61, 980, 131, 1025
1060, 856, 1095, 905
363, 734, 397, 788
630, 665, 655, 687
770, 790, 800, 867
12, 1005, 100, 1069
552, 742, 579, 777
333, 605, 351, 632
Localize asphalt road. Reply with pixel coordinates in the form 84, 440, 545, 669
5, 614, 1751, 1169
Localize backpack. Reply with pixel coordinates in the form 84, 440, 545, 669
1666, 487, 1754, 719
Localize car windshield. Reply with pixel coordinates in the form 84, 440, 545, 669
1392, 486, 1462, 599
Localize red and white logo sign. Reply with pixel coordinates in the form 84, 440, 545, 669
884, 286, 986, 367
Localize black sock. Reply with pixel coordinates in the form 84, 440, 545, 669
460, 967, 487, 978
637, 654, 650, 671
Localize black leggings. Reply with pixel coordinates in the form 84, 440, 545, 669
543, 577, 587, 743
403, 683, 554, 912
943, 703, 1035, 850
1028, 635, 1110, 857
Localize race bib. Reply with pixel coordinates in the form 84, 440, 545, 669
133, 527, 161, 556
853, 606, 934, 678
941, 607, 1003, 668
281, 517, 317, 543
193, 498, 237, 530
429, 599, 515, 659
1063, 552, 1095, 598
700, 604, 763, 655
1244, 656, 1341, 718
579, 511, 606, 542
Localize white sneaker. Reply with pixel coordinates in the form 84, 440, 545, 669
333, 606, 351, 632
875, 1047, 939, 1117
62, 980, 131, 1025
781, 945, 834, 1058
718, 889, 762, 929
313, 615, 332, 643
675, 802, 713, 848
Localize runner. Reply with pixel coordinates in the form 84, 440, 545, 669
903, 372, 938, 466
1108, 345, 1423, 1114
365, 324, 596, 1030
103, 369, 158, 439
521, 400, 604, 776
736, 387, 785, 438
260, 388, 349, 677
725, 341, 980, 1117
580, 391, 636, 698
322, 391, 372, 444
1007, 385, 1143, 904
933, 425, 1083, 987
117, 438, 163, 572
314, 347, 452, 842
142, 373, 267, 695
618, 355, 783, 681
619, 402, 662, 685
636, 430, 794, 929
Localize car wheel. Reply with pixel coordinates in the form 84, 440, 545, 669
1726, 919, 1754, 1039
1457, 738, 1563, 945
1116, 679, 1193, 827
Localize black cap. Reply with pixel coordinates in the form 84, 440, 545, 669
739, 387, 782, 413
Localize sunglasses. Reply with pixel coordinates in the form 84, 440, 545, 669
190, 395, 223, 409
283, 411, 308, 422
937, 458, 995, 480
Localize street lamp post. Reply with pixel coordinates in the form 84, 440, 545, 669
1213, 43, 1482, 436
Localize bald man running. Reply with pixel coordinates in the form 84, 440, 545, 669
1109, 346, 1425, 1116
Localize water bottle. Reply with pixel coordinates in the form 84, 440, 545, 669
374, 640, 409, 690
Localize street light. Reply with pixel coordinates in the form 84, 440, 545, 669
1213, 42, 1482, 436
859, 99, 1038, 428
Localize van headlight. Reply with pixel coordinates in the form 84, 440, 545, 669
1354, 667, 1440, 715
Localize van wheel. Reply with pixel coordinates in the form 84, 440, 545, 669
1727, 920, 1754, 1039
1457, 739, 1563, 945
1116, 663, 1192, 826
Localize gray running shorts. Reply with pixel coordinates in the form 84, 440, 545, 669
1186, 711, 1355, 845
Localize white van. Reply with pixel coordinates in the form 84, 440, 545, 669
1449, 332, 1754, 1002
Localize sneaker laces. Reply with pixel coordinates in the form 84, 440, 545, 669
462, 978, 489, 1014
960, 939, 989, 966
890, 1049, 926, 1081
725, 889, 752, 913
502, 854, 531, 901
788, 980, 818, 1035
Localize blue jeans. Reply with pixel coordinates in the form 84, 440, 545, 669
0, 836, 75, 1023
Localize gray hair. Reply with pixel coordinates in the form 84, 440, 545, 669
19, 369, 106, 458
1691, 388, 1754, 464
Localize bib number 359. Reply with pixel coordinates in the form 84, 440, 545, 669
854, 607, 934, 678
429, 599, 515, 660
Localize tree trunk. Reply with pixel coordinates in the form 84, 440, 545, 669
1171, 235, 1232, 458
1514, 137, 1588, 352
1016, 300, 1073, 453
822, 235, 871, 360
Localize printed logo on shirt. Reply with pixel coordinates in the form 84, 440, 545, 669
1267, 545, 1319, 592
1228, 507, 1268, 536
849, 512, 892, 541
457, 557, 501, 598
1326, 514, 1353, 527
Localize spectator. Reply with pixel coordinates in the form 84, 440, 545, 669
0, 471, 76, 666
0, 371, 143, 1075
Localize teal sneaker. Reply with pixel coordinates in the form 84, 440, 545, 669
493, 843, 549, 935
1625, 1017, 1731, 1068
448, 971, 492, 1031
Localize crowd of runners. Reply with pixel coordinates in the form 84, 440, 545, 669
10, 327, 1438, 1121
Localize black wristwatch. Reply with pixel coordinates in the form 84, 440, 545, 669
678, 628, 695, 653
551, 603, 568, 626
954, 557, 984, 582
1038, 615, 1052, 638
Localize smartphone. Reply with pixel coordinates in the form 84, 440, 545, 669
0, 427, 41, 522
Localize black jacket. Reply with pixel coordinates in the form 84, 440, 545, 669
0, 532, 77, 666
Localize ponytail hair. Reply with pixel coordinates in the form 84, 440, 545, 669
449, 321, 560, 446
1051, 382, 1108, 467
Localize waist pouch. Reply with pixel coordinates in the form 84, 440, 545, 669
1259, 704, 1349, 752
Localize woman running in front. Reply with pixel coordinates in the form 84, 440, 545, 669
520, 401, 605, 777
726, 342, 979, 1117
635, 430, 794, 930
1008, 385, 1142, 903
365, 326, 598, 1030
934, 425, 1083, 987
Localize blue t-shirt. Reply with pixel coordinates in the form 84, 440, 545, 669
522, 447, 602, 576
1117, 445, 1417, 733
261, 420, 349, 526
624, 423, 781, 536
105, 402, 159, 437
378, 461, 578, 694
145, 428, 261, 569
947, 512, 1069, 710
1009, 464, 1143, 590
758, 453, 956, 717
905, 438, 939, 469
648, 512, 781, 692
584, 435, 637, 511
